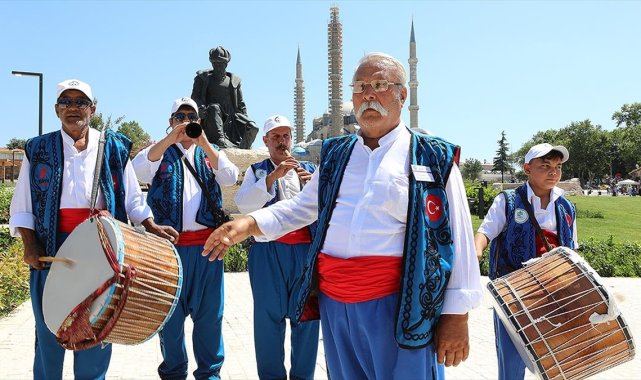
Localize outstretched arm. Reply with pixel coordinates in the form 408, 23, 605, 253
201, 215, 263, 261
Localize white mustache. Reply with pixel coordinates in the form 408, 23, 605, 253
356, 101, 389, 118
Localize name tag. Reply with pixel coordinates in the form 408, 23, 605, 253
411, 165, 434, 182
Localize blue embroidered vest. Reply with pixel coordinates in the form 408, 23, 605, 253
146, 144, 223, 231
25, 130, 131, 257
488, 184, 576, 279
295, 129, 460, 348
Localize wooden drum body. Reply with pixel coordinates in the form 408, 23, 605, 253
43, 215, 182, 350
487, 247, 635, 380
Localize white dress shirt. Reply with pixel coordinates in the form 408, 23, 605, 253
9, 128, 153, 237
132, 143, 239, 232
478, 182, 579, 246
235, 160, 303, 242
250, 123, 483, 314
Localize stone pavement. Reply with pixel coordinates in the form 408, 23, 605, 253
1, 273, 639, 379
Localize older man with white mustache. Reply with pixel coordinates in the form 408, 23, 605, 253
203, 53, 482, 380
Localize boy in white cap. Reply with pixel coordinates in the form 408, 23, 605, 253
132, 97, 239, 380
234, 115, 319, 380
474, 143, 578, 380
10, 79, 177, 379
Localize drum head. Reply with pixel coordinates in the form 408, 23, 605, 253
43, 216, 123, 335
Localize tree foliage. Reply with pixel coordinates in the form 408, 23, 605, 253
462, 158, 483, 181
492, 131, 512, 183
117, 121, 152, 157
5, 138, 27, 150
612, 102, 641, 128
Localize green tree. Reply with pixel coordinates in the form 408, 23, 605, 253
492, 131, 511, 183
117, 121, 152, 157
612, 103, 641, 128
560, 120, 610, 184
462, 158, 483, 181
6, 138, 27, 150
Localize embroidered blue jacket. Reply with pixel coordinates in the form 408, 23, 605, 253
146, 144, 223, 231
295, 129, 460, 348
25, 130, 131, 257
488, 184, 576, 279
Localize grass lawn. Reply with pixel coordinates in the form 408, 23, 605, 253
471, 195, 641, 243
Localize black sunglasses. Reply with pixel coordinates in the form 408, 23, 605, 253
173, 112, 199, 122
57, 98, 93, 109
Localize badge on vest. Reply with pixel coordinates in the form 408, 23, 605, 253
411, 165, 434, 182
255, 169, 267, 179
514, 208, 529, 224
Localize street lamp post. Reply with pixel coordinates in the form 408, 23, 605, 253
12, 70, 43, 136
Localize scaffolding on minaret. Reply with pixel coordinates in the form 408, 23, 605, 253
328, 6, 343, 138
294, 47, 305, 143
408, 19, 419, 130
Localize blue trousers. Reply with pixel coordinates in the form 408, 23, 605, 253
248, 241, 320, 380
158, 244, 225, 380
30, 232, 112, 380
319, 292, 444, 380
493, 311, 526, 380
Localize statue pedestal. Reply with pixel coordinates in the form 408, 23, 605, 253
220, 147, 270, 213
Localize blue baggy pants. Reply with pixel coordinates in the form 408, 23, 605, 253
248, 241, 320, 380
158, 244, 225, 380
494, 311, 526, 380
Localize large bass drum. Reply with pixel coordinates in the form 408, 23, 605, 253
487, 247, 635, 380
43, 213, 182, 350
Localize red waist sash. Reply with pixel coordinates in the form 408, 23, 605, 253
58, 208, 92, 233
275, 227, 312, 245
536, 230, 561, 257
176, 228, 214, 246
317, 253, 402, 303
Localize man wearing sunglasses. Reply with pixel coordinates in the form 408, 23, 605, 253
9, 79, 179, 379
202, 53, 483, 379
132, 97, 239, 380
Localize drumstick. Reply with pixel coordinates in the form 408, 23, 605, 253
39, 256, 75, 268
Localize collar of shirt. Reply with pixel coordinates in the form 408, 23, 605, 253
355, 121, 406, 153
526, 182, 564, 210
61, 127, 99, 155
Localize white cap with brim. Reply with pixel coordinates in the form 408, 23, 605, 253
263, 115, 293, 135
171, 97, 198, 114
56, 79, 93, 101
525, 143, 569, 164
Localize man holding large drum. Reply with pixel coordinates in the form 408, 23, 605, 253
9, 79, 178, 380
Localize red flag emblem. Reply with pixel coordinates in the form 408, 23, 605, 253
425, 194, 443, 222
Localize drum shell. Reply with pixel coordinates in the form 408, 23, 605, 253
487, 247, 635, 380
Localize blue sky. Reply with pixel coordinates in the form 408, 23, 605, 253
2, 0, 640, 162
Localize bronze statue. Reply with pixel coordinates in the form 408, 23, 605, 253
191, 46, 258, 149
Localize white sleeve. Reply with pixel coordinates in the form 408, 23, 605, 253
249, 169, 319, 240
212, 150, 239, 187
477, 192, 507, 241
131, 146, 162, 184
441, 165, 483, 314
9, 155, 35, 237
234, 167, 276, 214
123, 160, 154, 225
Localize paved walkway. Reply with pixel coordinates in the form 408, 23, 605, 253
1, 274, 639, 379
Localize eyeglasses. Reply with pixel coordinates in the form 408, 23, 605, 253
172, 112, 199, 122
350, 80, 402, 94
57, 98, 93, 109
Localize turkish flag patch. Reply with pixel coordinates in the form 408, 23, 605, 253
565, 213, 572, 226
425, 194, 443, 222
204, 157, 212, 170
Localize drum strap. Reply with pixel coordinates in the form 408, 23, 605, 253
517, 191, 554, 253
90, 129, 107, 215
170, 145, 231, 228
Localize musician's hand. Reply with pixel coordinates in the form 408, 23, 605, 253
295, 167, 313, 184
265, 157, 299, 191
141, 218, 180, 244
166, 123, 188, 145
202, 216, 259, 262
18, 228, 46, 270
434, 313, 470, 367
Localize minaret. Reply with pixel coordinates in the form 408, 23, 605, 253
294, 47, 305, 143
408, 19, 419, 130
328, 6, 343, 138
